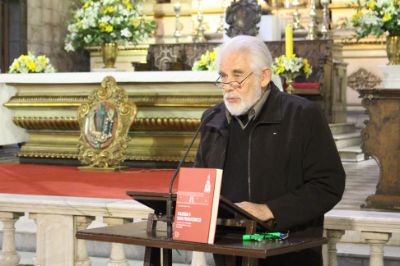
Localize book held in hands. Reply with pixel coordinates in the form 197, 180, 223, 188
173, 167, 223, 244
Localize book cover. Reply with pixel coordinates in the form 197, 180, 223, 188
173, 167, 223, 244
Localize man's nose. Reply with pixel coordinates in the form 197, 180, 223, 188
221, 83, 234, 92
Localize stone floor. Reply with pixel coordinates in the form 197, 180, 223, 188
336, 159, 379, 211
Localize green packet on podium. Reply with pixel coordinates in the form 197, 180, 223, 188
242, 232, 289, 241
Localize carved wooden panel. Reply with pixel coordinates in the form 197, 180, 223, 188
360, 88, 400, 210
348, 68, 382, 91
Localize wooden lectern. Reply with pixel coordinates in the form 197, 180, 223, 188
76, 191, 326, 266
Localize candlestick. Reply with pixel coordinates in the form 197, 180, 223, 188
217, 0, 228, 34
291, 0, 304, 30
306, 0, 318, 40
193, 0, 206, 43
285, 25, 293, 57
320, 0, 330, 39
174, 1, 181, 43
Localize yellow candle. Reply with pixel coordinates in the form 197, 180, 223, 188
285, 25, 293, 57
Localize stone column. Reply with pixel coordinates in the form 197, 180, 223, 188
103, 217, 131, 266
74, 216, 95, 266
326, 229, 345, 266
191, 251, 208, 266
361, 231, 391, 266
30, 213, 74, 266
0, 212, 23, 266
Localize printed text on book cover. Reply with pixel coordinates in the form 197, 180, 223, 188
173, 168, 222, 244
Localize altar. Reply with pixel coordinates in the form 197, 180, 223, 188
0, 58, 347, 165
0, 71, 219, 166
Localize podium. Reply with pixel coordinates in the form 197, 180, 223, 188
76, 191, 326, 266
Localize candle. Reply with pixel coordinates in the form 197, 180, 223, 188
285, 25, 293, 57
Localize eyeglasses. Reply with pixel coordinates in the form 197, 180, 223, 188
215, 72, 253, 90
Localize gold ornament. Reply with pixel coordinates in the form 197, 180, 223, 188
77, 76, 137, 170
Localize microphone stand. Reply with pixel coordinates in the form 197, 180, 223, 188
166, 108, 220, 239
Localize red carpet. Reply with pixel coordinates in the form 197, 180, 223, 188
0, 164, 175, 199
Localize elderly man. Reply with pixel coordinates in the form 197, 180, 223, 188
195, 35, 345, 265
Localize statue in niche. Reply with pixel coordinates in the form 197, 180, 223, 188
225, 0, 262, 37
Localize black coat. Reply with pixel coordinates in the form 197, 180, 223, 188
195, 84, 346, 237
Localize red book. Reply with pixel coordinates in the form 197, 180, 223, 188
173, 167, 223, 244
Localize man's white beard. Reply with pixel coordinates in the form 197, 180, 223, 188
224, 84, 263, 116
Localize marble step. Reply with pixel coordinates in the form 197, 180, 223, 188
329, 123, 358, 135
333, 132, 361, 149
338, 145, 365, 162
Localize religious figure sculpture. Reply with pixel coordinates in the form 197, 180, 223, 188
225, 0, 262, 37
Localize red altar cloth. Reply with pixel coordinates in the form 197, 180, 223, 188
0, 164, 175, 199
292, 82, 321, 90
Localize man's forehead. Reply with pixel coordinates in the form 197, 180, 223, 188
219, 67, 245, 75
219, 53, 249, 74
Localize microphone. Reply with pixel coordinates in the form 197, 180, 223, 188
166, 107, 221, 239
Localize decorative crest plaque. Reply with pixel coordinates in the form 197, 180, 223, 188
78, 76, 137, 170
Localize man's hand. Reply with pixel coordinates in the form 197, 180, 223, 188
235, 201, 274, 221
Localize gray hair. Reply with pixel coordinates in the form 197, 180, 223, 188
215, 35, 273, 76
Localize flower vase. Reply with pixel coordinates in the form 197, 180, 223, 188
283, 72, 299, 94
101, 43, 118, 69
386, 36, 400, 65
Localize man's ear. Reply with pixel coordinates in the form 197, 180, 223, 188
261, 67, 272, 89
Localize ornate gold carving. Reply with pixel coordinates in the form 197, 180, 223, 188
348, 68, 382, 91
77, 76, 137, 169
17, 151, 78, 159
16, 152, 195, 163
6, 95, 220, 108
130, 95, 220, 107
13, 116, 201, 131
5, 96, 87, 107
133, 117, 200, 131
335, 35, 385, 45
126, 155, 195, 162
13, 117, 79, 130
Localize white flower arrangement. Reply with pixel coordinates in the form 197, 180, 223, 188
271, 54, 312, 78
8, 52, 56, 73
350, 0, 400, 38
192, 49, 218, 71
64, 0, 156, 52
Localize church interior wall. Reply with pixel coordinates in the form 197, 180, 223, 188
7, 0, 389, 120
26, 0, 89, 72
